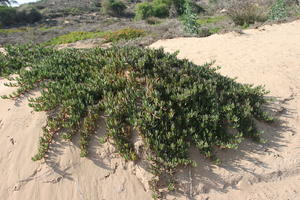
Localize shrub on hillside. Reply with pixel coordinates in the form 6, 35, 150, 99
0, 6, 17, 27
269, 0, 288, 20
0, 6, 42, 27
227, 0, 267, 26
102, 0, 127, 16
135, 0, 169, 20
17, 7, 42, 23
182, 0, 200, 34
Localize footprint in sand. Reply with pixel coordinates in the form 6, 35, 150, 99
0, 119, 3, 130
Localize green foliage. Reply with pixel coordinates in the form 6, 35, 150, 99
103, 28, 146, 42
197, 15, 227, 25
182, 0, 200, 34
43, 28, 146, 46
102, 0, 127, 16
135, 0, 169, 20
1, 45, 272, 174
227, 0, 267, 26
43, 31, 106, 46
269, 0, 288, 20
22, 8, 42, 23
0, 6, 42, 27
0, 6, 17, 27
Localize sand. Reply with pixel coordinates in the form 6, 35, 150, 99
0, 20, 300, 200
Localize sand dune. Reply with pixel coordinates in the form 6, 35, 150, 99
1, 20, 300, 200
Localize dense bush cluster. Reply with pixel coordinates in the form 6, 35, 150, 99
1, 45, 272, 171
135, 0, 170, 20
0, 6, 42, 27
182, 0, 199, 34
135, 0, 203, 20
102, 0, 127, 16
227, 0, 267, 26
269, 0, 288, 20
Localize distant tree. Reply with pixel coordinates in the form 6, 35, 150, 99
0, 0, 17, 6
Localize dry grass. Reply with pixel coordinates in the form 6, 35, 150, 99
226, 0, 268, 26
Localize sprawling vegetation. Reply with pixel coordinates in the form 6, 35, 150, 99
43, 31, 106, 46
43, 28, 146, 46
182, 0, 199, 34
102, 0, 127, 16
269, 0, 288, 20
135, 0, 170, 20
1, 45, 273, 187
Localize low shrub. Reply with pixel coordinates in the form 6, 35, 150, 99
0, 6, 42, 27
44, 28, 146, 46
269, 0, 288, 20
1, 45, 273, 193
135, 0, 169, 20
227, 0, 267, 26
103, 28, 146, 42
17, 7, 43, 24
0, 6, 17, 27
182, 0, 200, 34
43, 31, 105, 46
102, 0, 127, 16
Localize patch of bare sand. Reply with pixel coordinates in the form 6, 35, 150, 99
0, 20, 300, 200
0, 79, 151, 200
151, 20, 300, 200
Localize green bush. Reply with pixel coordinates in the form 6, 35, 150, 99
135, 2, 154, 19
269, 0, 288, 20
17, 7, 43, 23
102, 0, 127, 16
169, 0, 185, 15
227, 0, 267, 26
0, 6, 42, 27
135, 0, 169, 20
0, 6, 17, 27
182, 0, 200, 34
1, 45, 272, 178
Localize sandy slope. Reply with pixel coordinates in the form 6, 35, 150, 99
0, 79, 152, 200
0, 20, 300, 200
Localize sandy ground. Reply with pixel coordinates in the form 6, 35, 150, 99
0, 20, 300, 200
